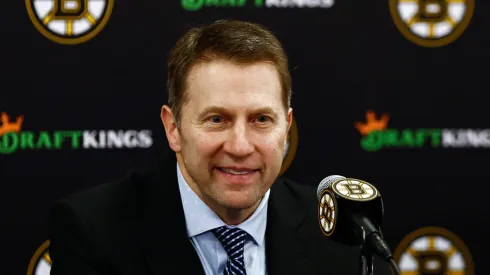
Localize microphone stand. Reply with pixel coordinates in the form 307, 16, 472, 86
352, 215, 379, 275
358, 244, 375, 275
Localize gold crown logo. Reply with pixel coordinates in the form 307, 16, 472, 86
0, 112, 24, 136
355, 110, 389, 135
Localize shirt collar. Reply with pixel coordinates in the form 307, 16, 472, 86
176, 162, 269, 246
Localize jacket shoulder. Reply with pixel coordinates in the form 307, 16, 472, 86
280, 177, 318, 210
56, 172, 139, 219
48, 170, 153, 246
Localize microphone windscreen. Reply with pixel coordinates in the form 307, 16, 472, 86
316, 175, 345, 201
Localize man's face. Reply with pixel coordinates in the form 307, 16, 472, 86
167, 60, 292, 214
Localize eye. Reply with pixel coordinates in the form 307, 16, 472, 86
256, 115, 272, 123
209, 115, 224, 123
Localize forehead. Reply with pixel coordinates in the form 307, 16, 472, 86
184, 60, 283, 110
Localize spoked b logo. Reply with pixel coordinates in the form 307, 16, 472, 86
28, 240, 51, 275
389, 0, 475, 47
26, 0, 114, 44
393, 227, 474, 275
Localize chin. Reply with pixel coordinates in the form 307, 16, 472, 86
221, 195, 261, 211
210, 185, 268, 211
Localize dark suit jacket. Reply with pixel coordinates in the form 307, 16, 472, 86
48, 154, 392, 275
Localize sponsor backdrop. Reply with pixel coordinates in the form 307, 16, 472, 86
1, 0, 488, 274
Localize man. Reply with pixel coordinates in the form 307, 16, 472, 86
48, 20, 392, 275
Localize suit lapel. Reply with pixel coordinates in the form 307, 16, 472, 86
139, 154, 205, 275
266, 179, 316, 275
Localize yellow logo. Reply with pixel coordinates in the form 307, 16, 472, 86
332, 178, 378, 201
318, 189, 337, 236
280, 115, 298, 175
27, 240, 51, 275
26, 0, 114, 44
389, 0, 475, 47
393, 227, 474, 275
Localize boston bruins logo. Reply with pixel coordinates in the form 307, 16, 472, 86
389, 0, 475, 47
318, 189, 337, 236
393, 227, 474, 275
280, 115, 298, 175
332, 178, 378, 201
27, 240, 51, 275
26, 0, 115, 44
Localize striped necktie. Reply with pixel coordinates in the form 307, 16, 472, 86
212, 226, 249, 275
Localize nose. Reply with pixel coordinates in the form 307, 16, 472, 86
223, 122, 254, 157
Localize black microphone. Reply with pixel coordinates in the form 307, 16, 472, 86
316, 175, 393, 262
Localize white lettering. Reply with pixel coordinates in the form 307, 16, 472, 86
124, 130, 139, 148
138, 130, 153, 148
291, 0, 308, 7
442, 129, 490, 148
99, 131, 106, 148
467, 130, 490, 147
442, 130, 459, 147
266, 0, 288, 8
321, 0, 334, 8
266, 0, 333, 7
304, 0, 322, 7
83, 131, 99, 148
107, 130, 124, 148
83, 130, 153, 149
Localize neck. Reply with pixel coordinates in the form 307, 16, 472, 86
219, 199, 261, 226
176, 153, 261, 225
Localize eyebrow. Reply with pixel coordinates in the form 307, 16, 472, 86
198, 106, 279, 119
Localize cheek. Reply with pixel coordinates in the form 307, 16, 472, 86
194, 133, 222, 153
259, 134, 287, 158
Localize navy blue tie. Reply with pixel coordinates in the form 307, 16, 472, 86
212, 226, 249, 275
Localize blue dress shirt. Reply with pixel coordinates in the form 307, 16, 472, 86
176, 162, 270, 275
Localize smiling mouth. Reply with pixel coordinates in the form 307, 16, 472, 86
217, 167, 259, 175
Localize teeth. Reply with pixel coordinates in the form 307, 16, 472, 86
220, 168, 250, 175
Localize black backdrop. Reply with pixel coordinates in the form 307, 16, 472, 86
2, 0, 489, 274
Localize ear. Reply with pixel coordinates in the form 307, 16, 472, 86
285, 107, 293, 147
161, 105, 181, 152
286, 107, 293, 133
